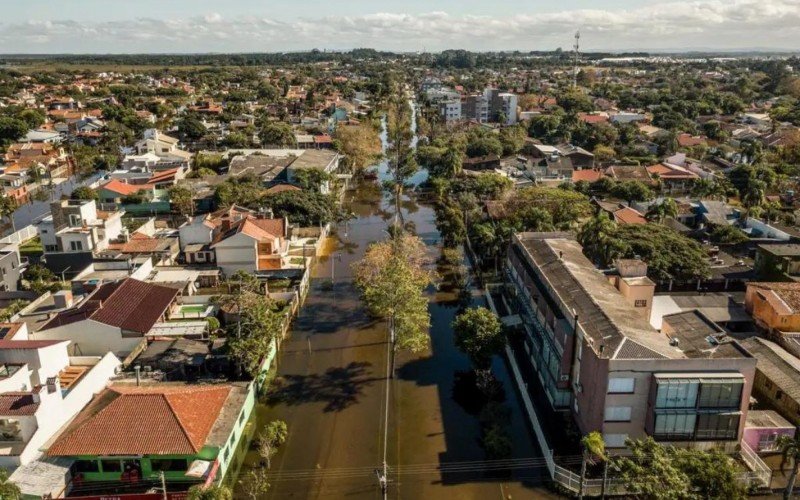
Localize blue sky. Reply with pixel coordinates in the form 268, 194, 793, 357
1, 0, 799, 53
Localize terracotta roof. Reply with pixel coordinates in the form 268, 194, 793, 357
40, 279, 178, 334
264, 183, 302, 195
100, 179, 152, 196
0, 339, 66, 349
578, 113, 609, 125
572, 170, 604, 183
47, 385, 231, 456
149, 168, 179, 184
212, 217, 285, 246
647, 163, 699, 180
613, 206, 647, 225
0, 392, 40, 416
749, 282, 800, 314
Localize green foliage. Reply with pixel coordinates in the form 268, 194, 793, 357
465, 135, 503, 158
452, 307, 504, 369
0, 467, 21, 500
616, 224, 710, 280
612, 437, 746, 500
261, 190, 340, 227
186, 484, 233, 500
292, 169, 331, 192
177, 114, 207, 140
709, 224, 749, 244
578, 211, 626, 267
168, 185, 194, 216
0, 116, 29, 147
0, 300, 29, 322
507, 187, 592, 230
214, 176, 264, 208
258, 122, 296, 147
70, 186, 98, 201
610, 180, 654, 203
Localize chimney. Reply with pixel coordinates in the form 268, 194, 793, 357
134, 365, 141, 386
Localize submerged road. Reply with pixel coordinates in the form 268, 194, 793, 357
237, 113, 554, 499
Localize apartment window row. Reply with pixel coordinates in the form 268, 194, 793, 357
655, 378, 743, 410
653, 412, 740, 441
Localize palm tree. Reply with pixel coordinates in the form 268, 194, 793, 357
579, 431, 606, 499
742, 178, 767, 209
778, 431, 800, 500
578, 212, 624, 267
645, 198, 679, 223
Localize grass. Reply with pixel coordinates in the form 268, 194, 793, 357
19, 237, 43, 256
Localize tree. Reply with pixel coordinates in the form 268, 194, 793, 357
616, 224, 710, 281
258, 420, 289, 468
645, 198, 678, 223
168, 185, 194, 216
507, 187, 592, 230
0, 468, 20, 500
610, 180, 654, 204
0, 196, 16, 232
259, 122, 296, 147
333, 123, 382, 171
778, 431, 800, 500
0, 116, 29, 147
244, 467, 270, 500
578, 212, 623, 268
186, 484, 233, 500
579, 432, 606, 499
671, 446, 747, 500
593, 145, 616, 163
71, 186, 98, 201
177, 114, 207, 141
353, 234, 436, 375
292, 169, 331, 192
611, 438, 693, 500
261, 190, 341, 227
466, 135, 503, 158
452, 307, 504, 369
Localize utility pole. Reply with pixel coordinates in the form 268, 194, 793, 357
573, 30, 581, 89
159, 471, 167, 500
374, 469, 387, 499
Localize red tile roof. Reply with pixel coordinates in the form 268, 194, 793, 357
0, 339, 66, 349
264, 183, 302, 195
613, 207, 647, 225
572, 170, 604, 183
100, 179, 153, 196
47, 385, 231, 456
40, 279, 179, 334
0, 392, 40, 416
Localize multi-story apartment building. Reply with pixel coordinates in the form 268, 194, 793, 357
463, 94, 490, 123
439, 99, 462, 123
504, 232, 756, 451
485, 88, 518, 125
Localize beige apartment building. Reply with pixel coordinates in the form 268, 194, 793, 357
504, 232, 756, 451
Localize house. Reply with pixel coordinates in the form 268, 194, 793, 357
96, 179, 155, 205
592, 200, 647, 225
647, 163, 699, 194
677, 133, 708, 149
696, 200, 739, 227
504, 233, 756, 451
743, 410, 795, 453
211, 216, 289, 277
285, 149, 341, 195
755, 244, 800, 281
45, 382, 253, 495
100, 231, 180, 266
745, 282, 800, 336
228, 153, 296, 183
178, 205, 255, 261
604, 165, 654, 184
0, 322, 120, 468
740, 337, 800, 426
37, 199, 124, 275
130, 129, 192, 169
0, 248, 23, 292
32, 278, 180, 356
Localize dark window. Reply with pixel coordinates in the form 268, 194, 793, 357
777, 390, 783, 400
695, 413, 740, 440
698, 381, 743, 409
150, 459, 187, 472
101, 460, 122, 473
74, 460, 100, 473
634, 299, 647, 307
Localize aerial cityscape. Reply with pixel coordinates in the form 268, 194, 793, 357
0, 1, 800, 499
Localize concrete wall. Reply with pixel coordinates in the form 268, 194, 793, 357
743, 425, 795, 452
0, 364, 32, 393
0, 342, 70, 386
213, 232, 256, 277
30, 320, 140, 357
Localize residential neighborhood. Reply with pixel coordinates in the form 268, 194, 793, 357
0, 5, 799, 499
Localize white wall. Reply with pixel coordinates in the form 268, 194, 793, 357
213, 232, 256, 277
30, 320, 140, 357
17, 352, 120, 466
0, 342, 70, 386
0, 365, 32, 393
178, 220, 213, 250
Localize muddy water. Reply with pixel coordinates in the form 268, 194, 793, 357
235, 108, 553, 499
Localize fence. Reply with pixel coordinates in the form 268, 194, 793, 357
0, 224, 37, 245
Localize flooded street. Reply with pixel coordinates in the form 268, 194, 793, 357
240, 109, 553, 499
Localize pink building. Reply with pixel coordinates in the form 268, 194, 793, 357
743, 410, 795, 453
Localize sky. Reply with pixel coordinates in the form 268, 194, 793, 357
1, 0, 799, 54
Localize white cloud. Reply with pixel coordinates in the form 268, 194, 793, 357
0, 0, 798, 53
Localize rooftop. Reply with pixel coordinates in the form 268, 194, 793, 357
740, 337, 800, 402
661, 310, 748, 359
47, 384, 233, 456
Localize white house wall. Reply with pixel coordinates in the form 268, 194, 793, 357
30, 320, 139, 357
213, 232, 257, 277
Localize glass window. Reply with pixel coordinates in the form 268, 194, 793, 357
74, 460, 100, 473
696, 413, 740, 440
608, 378, 635, 393
698, 381, 743, 409
653, 413, 697, 440
101, 460, 122, 473
150, 459, 188, 472
655, 380, 698, 409
604, 406, 632, 422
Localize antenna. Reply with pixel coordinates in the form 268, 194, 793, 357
573, 30, 581, 89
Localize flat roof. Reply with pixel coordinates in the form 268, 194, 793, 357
661, 310, 749, 359
147, 321, 208, 337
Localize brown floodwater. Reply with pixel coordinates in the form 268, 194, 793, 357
234, 113, 558, 500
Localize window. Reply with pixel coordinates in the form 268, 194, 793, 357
239, 409, 246, 424
45, 245, 58, 252
634, 299, 647, 307
608, 378, 635, 394
653, 413, 697, 440
604, 406, 632, 422
695, 413, 739, 440
74, 460, 100, 473
655, 379, 699, 409
698, 380, 743, 409
776, 390, 783, 401
101, 460, 122, 473
69, 214, 82, 227
70, 241, 83, 251
150, 459, 188, 472
603, 433, 628, 448
0, 419, 21, 441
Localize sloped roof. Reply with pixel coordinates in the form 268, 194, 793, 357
740, 337, 800, 402
40, 279, 178, 334
47, 385, 231, 456
100, 179, 153, 196
0, 392, 40, 416
211, 217, 286, 246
